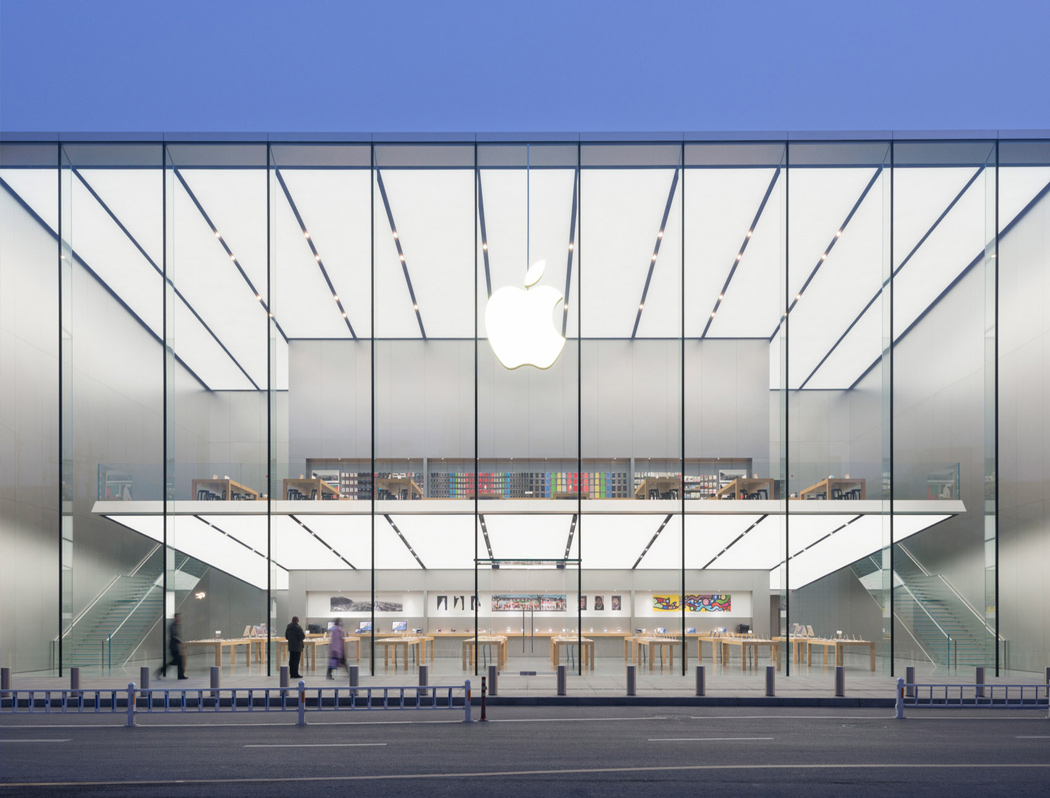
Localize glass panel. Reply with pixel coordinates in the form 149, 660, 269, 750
164, 143, 270, 678
0, 143, 60, 673
891, 140, 997, 675
786, 141, 891, 678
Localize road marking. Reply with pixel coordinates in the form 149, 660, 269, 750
490, 716, 668, 723
649, 737, 773, 742
0, 739, 70, 743
245, 743, 387, 748
6, 762, 1050, 788
1016, 736, 1050, 739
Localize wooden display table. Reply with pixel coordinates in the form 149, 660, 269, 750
625, 635, 687, 670
184, 637, 266, 670
550, 636, 595, 670
799, 478, 866, 501
773, 635, 811, 664
714, 478, 774, 500
634, 477, 681, 500
718, 637, 781, 671
376, 636, 430, 669
376, 476, 423, 501
806, 637, 876, 671
276, 636, 360, 673
282, 477, 340, 501
461, 636, 508, 670
191, 478, 258, 501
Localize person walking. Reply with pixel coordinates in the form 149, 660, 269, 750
169, 613, 187, 679
285, 615, 306, 679
327, 618, 348, 680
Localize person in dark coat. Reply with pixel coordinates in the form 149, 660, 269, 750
285, 615, 306, 679
169, 613, 187, 679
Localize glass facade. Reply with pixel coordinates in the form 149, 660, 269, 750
0, 135, 1045, 682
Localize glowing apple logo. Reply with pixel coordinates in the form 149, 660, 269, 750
485, 260, 566, 369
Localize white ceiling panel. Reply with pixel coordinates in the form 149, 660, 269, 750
278, 169, 373, 335
483, 513, 576, 561
581, 514, 679, 569
578, 169, 679, 338
375, 169, 475, 338
706, 515, 784, 570
893, 168, 981, 267
684, 514, 764, 569
171, 297, 256, 389
386, 513, 477, 570
999, 167, 1050, 233
634, 190, 683, 338
685, 168, 780, 338
0, 168, 59, 231
77, 169, 163, 266
802, 297, 883, 390
296, 514, 374, 569
377, 515, 426, 569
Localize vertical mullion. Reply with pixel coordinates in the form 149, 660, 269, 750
161, 142, 169, 677
783, 145, 790, 677
576, 140, 583, 676
474, 142, 479, 676
56, 142, 64, 677
680, 143, 686, 676
889, 141, 896, 676
265, 143, 273, 677
993, 139, 1000, 676
370, 142, 376, 676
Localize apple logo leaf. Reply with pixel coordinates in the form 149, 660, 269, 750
524, 259, 546, 288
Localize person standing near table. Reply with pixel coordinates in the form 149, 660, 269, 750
327, 618, 349, 680
285, 615, 306, 679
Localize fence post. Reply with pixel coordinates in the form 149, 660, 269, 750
906, 666, 915, 698
695, 665, 705, 697
975, 666, 985, 699
464, 680, 472, 723
626, 664, 636, 696
895, 676, 905, 719
557, 664, 567, 696
834, 665, 845, 697
297, 680, 306, 727
126, 682, 136, 728
765, 665, 775, 697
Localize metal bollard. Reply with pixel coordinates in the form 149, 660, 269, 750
70, 667, 80, 699
626, 664, 636, 696
140, 666, 150, 691
765, 665, 775, 697
834, 665, 845, 697
210, 665, 220, 700
480, 676, 487, 721
1, 667, 9, 690
418, 664, 429, 698
348, 665, 359, 688
127, 682, 136, 727
1045, 666, 1050, 699
464, 679, 472, 723
695, 665, 706, 697
280, 666, 289, 689
297, 680, 306, 727
895, 676, 905, 719
906, 666, 915, 698
488, 664, 498, 697
975, 666, 985, 699
557, 664, 567, 696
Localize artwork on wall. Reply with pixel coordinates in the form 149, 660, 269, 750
652, 594, 732, 612
436, 595, 447, 610
594, 596, 604, 611
579, 595, 587, 611
330, 597, 403, 612
611, 595, 621, 611
492, 594, 567, 612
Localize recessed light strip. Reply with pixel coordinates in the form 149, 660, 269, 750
799, 166, 985, 390
631, 513, 675, 569
383, 514, 427, 570
631, 168, 680, 339
476, 172, 493, 298
564, 514, 578, 560
273, 169, 357, 338
374, 168, 427, 339
562, 167, 580, 337
173, 169, 290, 342
192, 514, 290, 571
768, 166, 883, 342
701, 515, 768, 569
701, 167, 782, 338
289, 514, 355, 569
73, 169, 261, 389
479, 513, 495, 560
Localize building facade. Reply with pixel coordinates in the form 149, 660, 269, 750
1, 135, 1048, 678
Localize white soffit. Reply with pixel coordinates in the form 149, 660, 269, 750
707, 516, 784, 570
480, 168, 578, 339
683, 514, 760, 569
685, 168, 780, 338
375, 169, 475, 339
0, 168, 59, 231
385, 514, 476, 570
78, 169, 164, 265
295, 514, 374, 569
582, 514, 680, 570
278, 169, 373, 335
999, 167, 1050, 231
577, 169, 679, 338
483, 513, 576, 561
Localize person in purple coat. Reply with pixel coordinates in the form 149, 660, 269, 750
327, 618, 349, 680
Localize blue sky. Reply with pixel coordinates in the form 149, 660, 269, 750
1, 0, 1047, 134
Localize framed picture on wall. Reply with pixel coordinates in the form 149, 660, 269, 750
611, 595, 621, 611
579, 595, 587, 610
594, 596, 604, 611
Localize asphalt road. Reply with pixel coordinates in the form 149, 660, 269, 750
2, 706, 1049, 796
